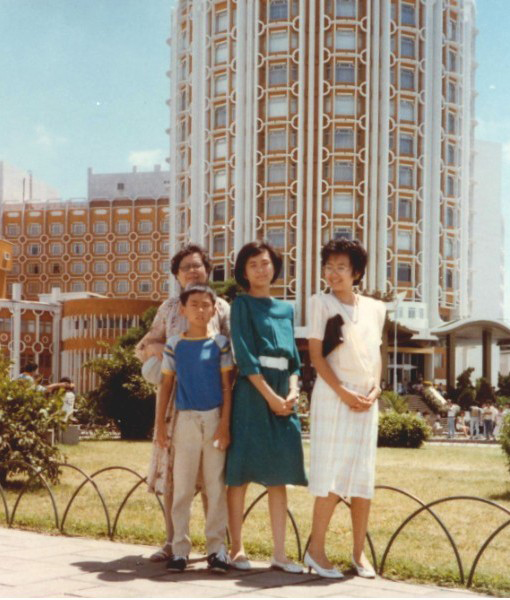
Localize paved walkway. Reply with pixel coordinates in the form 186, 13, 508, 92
0, 528, 485, 598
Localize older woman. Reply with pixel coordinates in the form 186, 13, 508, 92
135, 243, 230, 562
305, 239, 385, 579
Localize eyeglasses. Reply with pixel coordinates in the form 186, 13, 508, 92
179, 262, 205, 273
324, 264, 351, 275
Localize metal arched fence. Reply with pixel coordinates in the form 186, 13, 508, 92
0, 460, 509, 590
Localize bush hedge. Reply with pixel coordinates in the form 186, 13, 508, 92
378, 410, 431, 448
500, 413, 510, 474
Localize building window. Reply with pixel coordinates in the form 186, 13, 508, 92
160, 259, 170, 273
214, 42, 228, 64
333, 193, 354, 214
116, 241, 130, 254
446, 175, 455, 196
213, 170, 227, 190
335, 63, 355, 84
445, 268, 454, 288
400, 36, 415, 58
336, 0, 356, 18
214, 137, 227, 159
115, 220, 130, 234
115, 280, 129, 294
93, 281, 108, 294
214, 74, 228, 95
215, 10, 228, 32
213, 234, 225, 254
268, 163, 286, 184
447, 19, 458, 41
117, 183, 125, 192
401, 3, 416, 26
447, 144, 456, 165
335, 29, 356, 50
397, 231, 412, 252
115, 260, 130, 274
93, 261, 107, 274
334, 128, 354, 149
268, 96, 288, 118
71, 281, 85, 292
214, 105, 227, 127
400, 68, 415, 90
333, 227, 353, 240
27, 223, 42, 236
445, 206, 455, 227
50, 243, 63, 256
447, 82, 456, 103
268, 64, 287, 86
398, 165, 413, 187
213, 201, 226, 221
70, 261, 85, 275
267, 228, 285, 249
399, 133, 414, 155
268, 130, 287, 152
161, 279, 170, 293
138, 220, 153, 233
71, 242, 85, 255
334, 94, 355, 116
50, 222, 64, 236
448, 50, 457, 72
334, 161, 354, 183
50, 262, 61, 275
138, 240, 153, 254
268, 31, 288, 53
138, 259, 152, 273
398, 198, 412, 219
397, 262, 412, 283
27, 263, 41, 275
93, 241, 108, 254
161, 218, 170, 233
71, 222, 86, 235
269, 0, 288, 20
93, 221, 108, 234
399, 99, 414, 121
445, 237, 454, 259
266, 195, 286, 217
28, 243, 42, 256
6, 223, 20, 236
447, 112, 457, 134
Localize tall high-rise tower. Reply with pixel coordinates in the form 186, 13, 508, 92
167, 0, 476, 328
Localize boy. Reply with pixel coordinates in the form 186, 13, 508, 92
155, 284, 232, 573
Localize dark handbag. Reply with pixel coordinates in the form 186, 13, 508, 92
322, 314, 344, 357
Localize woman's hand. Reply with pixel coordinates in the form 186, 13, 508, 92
366, 386, 381, 406
339, 387, 372, 412
267, 393, 294, 416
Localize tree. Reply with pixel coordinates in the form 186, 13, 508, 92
451, 367, 476, 410
85, 307, 157, 440
498, 372, 510, 397
475, 377, 496, 404
211, 278, 242, 303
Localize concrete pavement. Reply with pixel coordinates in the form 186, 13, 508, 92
0, 528, 486, 598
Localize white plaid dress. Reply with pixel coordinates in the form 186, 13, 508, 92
307, 293, 386, 499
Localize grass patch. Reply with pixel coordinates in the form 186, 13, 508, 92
1, 441, 509, 596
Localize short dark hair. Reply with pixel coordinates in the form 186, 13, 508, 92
22, 362, 38, 373
320, 238, 367, 285
59, 376, 71, 384
179, 284, 216, 306
170, 244, 211, 277
234, 241, 283, 290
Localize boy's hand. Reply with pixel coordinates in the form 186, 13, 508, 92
155, 425, 168, 449
213, 424, 230, 451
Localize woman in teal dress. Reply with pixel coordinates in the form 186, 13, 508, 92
226, 241, 307, 573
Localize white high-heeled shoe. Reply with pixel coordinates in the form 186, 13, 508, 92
352, 555, 376, 579
303, 551, 344, 579
270, 557, 303, 574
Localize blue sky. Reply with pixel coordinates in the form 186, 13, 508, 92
0, 0, 508, 306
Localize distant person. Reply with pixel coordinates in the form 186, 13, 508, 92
57, 377, 76, 421
470, 404, 481, 439
16, 362, 40, 386
437, 383, 447, 398
446, 400, 457, 438
482, 403, 493, 440
493, 406, 504, 438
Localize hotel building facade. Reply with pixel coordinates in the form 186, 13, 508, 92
167, 0, 477, 331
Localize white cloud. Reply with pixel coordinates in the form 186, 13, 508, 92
33, 125, 67, 149
128, 149, 166, 169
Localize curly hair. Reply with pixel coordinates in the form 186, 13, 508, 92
320, 238, 367, 285
170, 243, 212, 277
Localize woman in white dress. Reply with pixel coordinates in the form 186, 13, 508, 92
304, 239, 386, 579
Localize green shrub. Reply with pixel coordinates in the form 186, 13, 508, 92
86, 343, 156, 440
0, 357, 64, 484
74, 393, 118, 439
380, 391, 408, 414
500, 414, 510, 474
378, 410, 431, 448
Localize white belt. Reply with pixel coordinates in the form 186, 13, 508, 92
259, 355, 289, 371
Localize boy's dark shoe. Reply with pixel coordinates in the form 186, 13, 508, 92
207, 548, 229, 574
166, 555, 187, 572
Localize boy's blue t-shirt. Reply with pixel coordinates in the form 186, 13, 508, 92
161, 334, 233, 411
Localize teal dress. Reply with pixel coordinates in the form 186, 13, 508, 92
226, 294, 307, 487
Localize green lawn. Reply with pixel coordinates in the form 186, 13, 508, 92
1, 441, 509, 596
